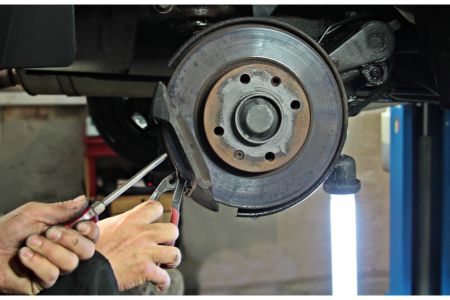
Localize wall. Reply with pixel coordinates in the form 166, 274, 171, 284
0, 105, 86, 213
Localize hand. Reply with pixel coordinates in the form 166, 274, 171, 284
0, 196, 99, 294
96, 200, 181, 291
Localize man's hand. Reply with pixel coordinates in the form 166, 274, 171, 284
0, 196, 99, 294
96, 200, 181, 292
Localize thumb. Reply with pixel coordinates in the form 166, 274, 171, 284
41, 195, 88, 225
126, 200, 164, 224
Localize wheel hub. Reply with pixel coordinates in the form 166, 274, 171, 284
203, 62, 311, 173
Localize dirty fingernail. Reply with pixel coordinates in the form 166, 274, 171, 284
76, 222, 89, 235
46, 227, 62, 241
20, 247, 33, 259
28, 235, 42, 247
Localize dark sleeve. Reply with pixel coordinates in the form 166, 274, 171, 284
40, 251, 119, 295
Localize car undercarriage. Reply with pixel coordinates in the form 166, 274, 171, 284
1, 5, 449, 217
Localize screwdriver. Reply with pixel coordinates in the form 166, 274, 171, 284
65, 153, 168, 228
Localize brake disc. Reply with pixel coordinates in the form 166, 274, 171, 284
155, 18, 347, 217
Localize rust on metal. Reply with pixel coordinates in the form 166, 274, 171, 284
203, 62, 311, 173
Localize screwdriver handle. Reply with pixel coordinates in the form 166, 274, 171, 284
65, 207, 99, 228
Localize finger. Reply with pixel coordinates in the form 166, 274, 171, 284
127, 200, 164, 224
46, 226, 95, 260
38, 195, 89, 225
0, 266, 42, 295
151, 245, 181, 268
145, 223, 179, 245
143, 263, 171, 291
26, 234, 79, 273
4, 256, 42, 295
15, 197, 86, 236
18, 247, 59, 289
75, 221, 100, 243
30, 281, 44, 295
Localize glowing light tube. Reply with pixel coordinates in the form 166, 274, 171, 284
330, 193, 358, 295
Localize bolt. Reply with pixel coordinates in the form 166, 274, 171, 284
369, 65, 383, 80
131, 112, 148, 129
234, 150, 245, 160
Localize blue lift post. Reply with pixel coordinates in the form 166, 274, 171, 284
390, 105, 450, 294
389, 105, 414, 295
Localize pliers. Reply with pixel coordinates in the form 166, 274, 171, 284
65, 152, 186, 246
150, 172, 186, 242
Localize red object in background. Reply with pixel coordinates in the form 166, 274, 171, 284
84, 137, 117, 198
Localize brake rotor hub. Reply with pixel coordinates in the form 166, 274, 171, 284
204, 62, 310, 173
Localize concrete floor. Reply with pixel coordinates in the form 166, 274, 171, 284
0, 101, 390, 295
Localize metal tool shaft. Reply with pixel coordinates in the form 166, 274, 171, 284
102, 153, 168, 206
149, 173, 176, 201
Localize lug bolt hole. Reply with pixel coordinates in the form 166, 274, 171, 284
265, 152, 275, 161
234, 150, 245, 160
290, 100, 301, 110
240, 74, 251, 84
214, 126, 224, 136
271, 76, 281, 87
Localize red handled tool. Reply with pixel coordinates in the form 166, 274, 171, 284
169, 177, 185, 228
149, 172, 186, 246
66, 153, 168, 228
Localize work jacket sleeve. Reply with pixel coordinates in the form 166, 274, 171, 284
40, 251, 119, 295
